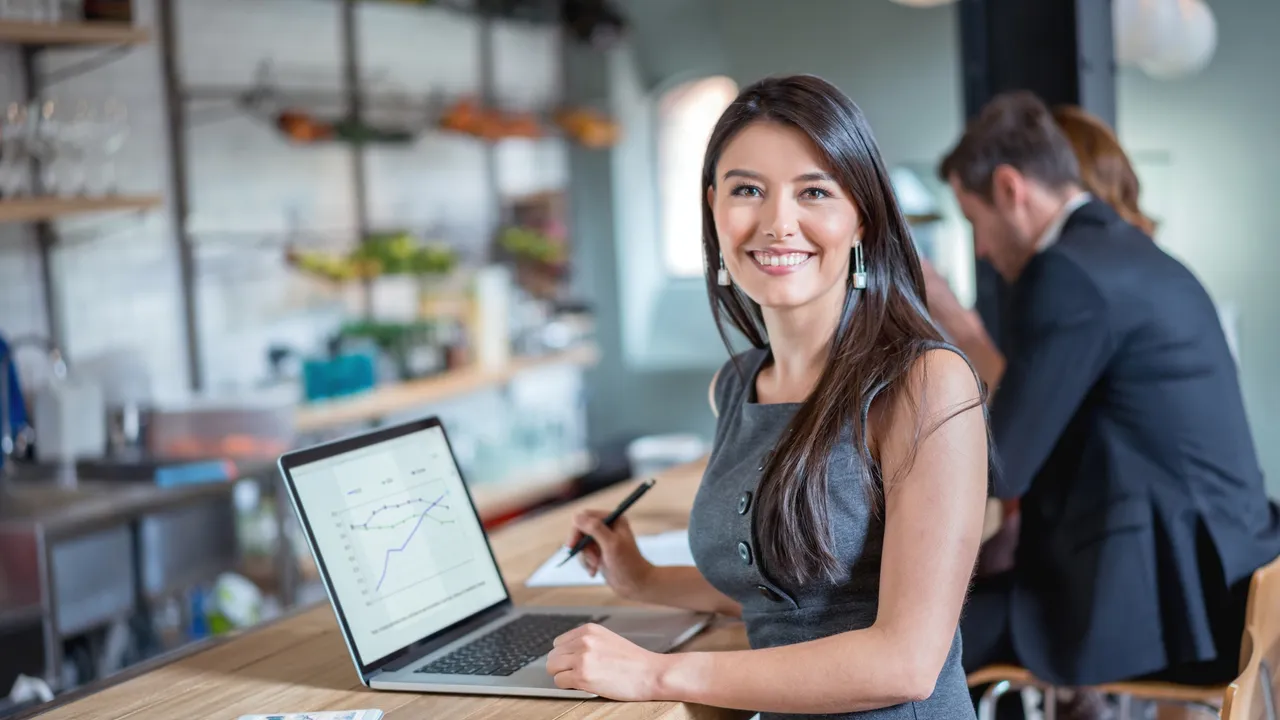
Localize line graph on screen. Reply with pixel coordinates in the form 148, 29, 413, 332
331, 467, 475, 606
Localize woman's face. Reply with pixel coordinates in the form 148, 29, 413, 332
708, 121, 862, 312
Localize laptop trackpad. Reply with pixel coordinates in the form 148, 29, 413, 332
603, 615, 688, 650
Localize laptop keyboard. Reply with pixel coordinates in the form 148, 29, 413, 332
415, 613, 603, 677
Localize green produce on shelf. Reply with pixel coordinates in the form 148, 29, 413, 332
499, 225, 565, 265
276, 111, 416, 146
338, 319, 433, 349
332, 118, 415, 146
285, 246, 367, 282
352, 232, 417, 275
410, 242, 457, 275
286, 233, 457, 283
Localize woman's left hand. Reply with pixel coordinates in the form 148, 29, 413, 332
545, 623, 666, 701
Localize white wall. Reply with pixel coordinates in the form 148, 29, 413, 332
715, 0, 963, 170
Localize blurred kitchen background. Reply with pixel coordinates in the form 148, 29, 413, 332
0, 0, 1273, 713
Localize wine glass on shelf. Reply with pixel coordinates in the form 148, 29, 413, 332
31, 99, 62, 196
97, 98, 129, 196
0, 0, 33, 21
0, 0, 71, 22
66, 100, 96, 196
0, 102, 32, 199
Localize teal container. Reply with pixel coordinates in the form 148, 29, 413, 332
302, 352, 377, 401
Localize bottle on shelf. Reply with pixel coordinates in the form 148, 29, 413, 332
82, 0, 132, 22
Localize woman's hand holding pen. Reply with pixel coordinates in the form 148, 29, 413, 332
561, 479, 741, 619
566, 510, 655, 600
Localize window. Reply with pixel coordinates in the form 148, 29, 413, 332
656, 76, 739, 277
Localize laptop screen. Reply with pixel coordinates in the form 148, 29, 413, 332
288, 424, 509, 666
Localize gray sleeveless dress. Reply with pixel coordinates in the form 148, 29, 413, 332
687, 346, 976, 719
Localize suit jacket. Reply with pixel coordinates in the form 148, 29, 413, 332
989, 199, 1280, 686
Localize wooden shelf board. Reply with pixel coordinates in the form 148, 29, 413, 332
0, 19, 150, 45
294, 343, 601, 433
0, 195, 163, 224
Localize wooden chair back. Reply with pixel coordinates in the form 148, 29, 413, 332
1222, 553, 1280, 720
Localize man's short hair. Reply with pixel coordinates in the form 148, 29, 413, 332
938, 90, 1082, 202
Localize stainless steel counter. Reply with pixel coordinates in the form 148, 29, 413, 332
0, 471, 238, 689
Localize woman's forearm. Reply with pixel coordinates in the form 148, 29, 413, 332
629, 566, 741, 617
655, 625, 931, 715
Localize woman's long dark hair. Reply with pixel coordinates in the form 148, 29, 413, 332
702, 75, 976, 585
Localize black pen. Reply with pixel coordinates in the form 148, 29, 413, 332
558, 478, 657, 567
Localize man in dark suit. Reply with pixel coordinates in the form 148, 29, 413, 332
926, 91, 1280, 706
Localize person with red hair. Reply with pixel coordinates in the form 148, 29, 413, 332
1051, 104, 1157, 237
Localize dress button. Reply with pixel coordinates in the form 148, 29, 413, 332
757, 585, 782, 602
737, 491, 752, 515
737, 541, 753, 565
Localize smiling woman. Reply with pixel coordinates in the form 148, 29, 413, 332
710, 128, 865, 312
548, 75, 992, 719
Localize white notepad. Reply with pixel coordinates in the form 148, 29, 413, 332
525, 529, 695, 587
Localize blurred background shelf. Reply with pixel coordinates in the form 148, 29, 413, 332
294, 343, 601, 433
0, 20, 149, 45
0, 195, 163, 224
468, 449, 593, 524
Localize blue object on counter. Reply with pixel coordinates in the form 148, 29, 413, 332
189, 584, 208, 639
153, 460, 234, 488
302, 352, 377, 402
0, 333, 31, 445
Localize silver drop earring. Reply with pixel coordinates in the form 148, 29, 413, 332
717, 253, 731, 286
852, 241, 867, 290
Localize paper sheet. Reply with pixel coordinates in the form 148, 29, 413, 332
525, 529, 694, 587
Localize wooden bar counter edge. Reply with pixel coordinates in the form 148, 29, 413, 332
19, 458, 757, 720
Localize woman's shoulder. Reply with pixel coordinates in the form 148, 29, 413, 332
913, 343, 982, 395
886, 342, 986, 430
889, 341, 983, 406
719, 346, 769, 388
862, 339, 976, 405
865, 341, 985, 455
917, 339, 976, 371
710, 347, 769, 417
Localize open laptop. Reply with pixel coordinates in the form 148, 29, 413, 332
277, 415, 711, 698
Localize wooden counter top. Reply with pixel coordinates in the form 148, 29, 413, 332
24, 458, 753, 720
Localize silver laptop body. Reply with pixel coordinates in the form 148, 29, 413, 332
278, 415, 710, 699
